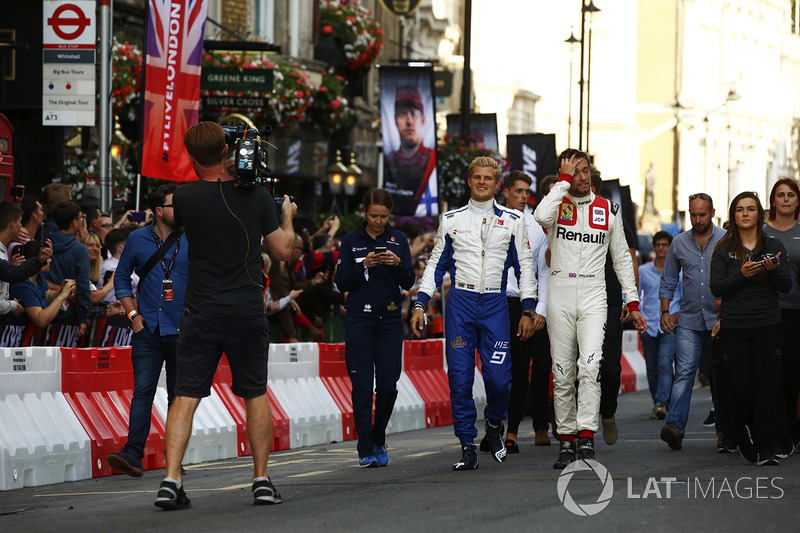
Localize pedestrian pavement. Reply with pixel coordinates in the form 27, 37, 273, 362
1, 386, 797, 532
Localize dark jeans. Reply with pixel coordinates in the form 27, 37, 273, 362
506, 298, 551, 434
599, 304, 623, 419
719, 325, 786, 457
345, 313, 403, 458
126, 326, 177, 459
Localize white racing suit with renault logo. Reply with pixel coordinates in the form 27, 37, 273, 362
416, 198, 537, 444
534, 176, 639, 435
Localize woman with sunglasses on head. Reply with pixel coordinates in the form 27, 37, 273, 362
763, 178, 800, 458
335, 188, 415, 468
710, 191, 792, 465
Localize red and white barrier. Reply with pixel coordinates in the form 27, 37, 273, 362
621, 330, 648, 394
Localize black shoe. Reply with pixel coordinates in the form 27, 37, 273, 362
252, 478, 283, 505
479, 422, 504, 453
577, 437, 595, 461
652, 403, 667, 420
553, 439, 576, 469
453, 444, 479, 471
775, 437, 795, 460
757, 454, 779, 466
106, 449, 143, 478
485, 421, 506, 463
702, 409, 715, 427
738, 426, 758, 463
717, 435, 737, 454
154, 480, 191, 511
505, 439, 520, 454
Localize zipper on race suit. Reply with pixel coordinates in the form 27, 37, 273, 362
479, 216, 493, 292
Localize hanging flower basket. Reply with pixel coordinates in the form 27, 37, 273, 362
319, 0, 384, 71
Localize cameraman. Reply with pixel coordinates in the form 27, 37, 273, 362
154, 122, 296, 510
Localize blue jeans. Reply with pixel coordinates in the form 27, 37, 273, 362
664, 326, 711, 437
641, 332, 676, 406
126, 326, 177, 459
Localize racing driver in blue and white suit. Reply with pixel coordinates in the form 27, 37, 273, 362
534, 148, 647, 469
411, 156, 537, 471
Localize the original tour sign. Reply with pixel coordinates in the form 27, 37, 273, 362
42, 0, 96, 126
378, 0, 423, 16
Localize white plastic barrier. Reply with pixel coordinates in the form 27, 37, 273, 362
153, 386, 238, 464
0, 392, 92, 490
0, 347, 92, 490
268, 343, 342, 448
622, 330, 649, 392
386, 373, 426, 434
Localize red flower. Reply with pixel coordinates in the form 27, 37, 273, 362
323, 25, 332, 34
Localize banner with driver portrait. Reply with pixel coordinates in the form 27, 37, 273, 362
379, 66, 438, 217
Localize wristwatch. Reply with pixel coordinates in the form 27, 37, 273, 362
660, 310, 670, 316
522, 310, 535, 319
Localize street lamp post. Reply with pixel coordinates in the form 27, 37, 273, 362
564, 29, 579, 148
577, 0, 600, 152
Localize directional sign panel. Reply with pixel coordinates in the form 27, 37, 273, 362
42, 1, 96, 127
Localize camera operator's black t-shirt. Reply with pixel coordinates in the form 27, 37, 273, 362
173, 179, 280, 316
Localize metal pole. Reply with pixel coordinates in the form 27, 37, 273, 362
578, 0, 586, 151
586, 23, 593, 155
567, 54, 573, 147
459, 0, 472, 142
98, 0, 113, 213
399, 17, 405, 59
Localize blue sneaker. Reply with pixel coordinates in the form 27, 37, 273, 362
359, 455, 379, 468
374, 445, 389, 467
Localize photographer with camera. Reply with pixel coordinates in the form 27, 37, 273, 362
154, 122, 296, 510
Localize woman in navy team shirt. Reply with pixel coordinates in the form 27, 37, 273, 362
335, 189, 415, 467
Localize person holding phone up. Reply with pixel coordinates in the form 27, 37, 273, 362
710, 191, 792, 465
335, 189, 415, 467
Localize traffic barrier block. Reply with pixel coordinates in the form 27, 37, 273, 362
318, 343, 356, 441
621, 331, 648, 393
61, 347, 166, 476
0, 391, 91, 490
269, 343, 342, 448
0, 347, 62, 398
403, 339, 453, 428
472, 367, 488, 422
153, 386, 237, 464
210, 355, 290, 455
386, 373, 426, 434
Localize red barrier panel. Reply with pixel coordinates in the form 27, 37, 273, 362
212, 355, 290, 454
403, 340, 452, 427
60, 347, 166, 477
318, 343, 356, 441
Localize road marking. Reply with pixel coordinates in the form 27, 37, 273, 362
35, 490, 151, 497
406, 452, 438, 458
288, 470, 335, 478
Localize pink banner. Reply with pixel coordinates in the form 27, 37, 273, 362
141, 0, 208, 182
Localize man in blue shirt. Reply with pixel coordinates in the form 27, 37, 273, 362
658, 193, 724, 450
106, 184, 188, 477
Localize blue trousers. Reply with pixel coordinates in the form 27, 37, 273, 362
445, 290, 511, 445
344, 313, 403, 458
126, 326, 177, 459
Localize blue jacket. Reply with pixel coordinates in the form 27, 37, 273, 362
44, 231, 91, 323
336, 222, 415, 318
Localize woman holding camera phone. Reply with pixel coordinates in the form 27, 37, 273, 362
335, 189, 415, 467
10, 240, 75, 327
710, 191, 792, 465
764, 178, 800, 458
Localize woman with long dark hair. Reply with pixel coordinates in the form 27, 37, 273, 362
711, 191, 791, 465
764, 178, 800, 457
335, 189, 415, 467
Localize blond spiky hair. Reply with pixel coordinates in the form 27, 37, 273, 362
467, 156, 501, 180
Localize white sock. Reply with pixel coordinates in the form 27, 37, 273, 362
253, 476, 268, 483
164, 477, 181, 489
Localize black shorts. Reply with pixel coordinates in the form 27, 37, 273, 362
175, 310, 269, 399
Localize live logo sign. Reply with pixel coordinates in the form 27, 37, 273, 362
42, 1, 96, 126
